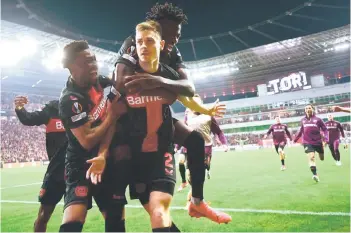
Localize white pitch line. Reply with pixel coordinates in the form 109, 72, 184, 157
0, 182, 42, 190
1, 200, 350, 217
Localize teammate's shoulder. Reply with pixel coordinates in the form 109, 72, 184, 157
160, 63, 180, 80
98, 74, 114, 88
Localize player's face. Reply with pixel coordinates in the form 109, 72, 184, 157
136, 30, 165, 63
275, 117, 281, 124
71, 49, 98, 86
159, 19, 182, 54
305, 105, 314, 116
328, 114, 333, 121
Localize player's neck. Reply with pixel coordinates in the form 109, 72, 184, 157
70, 75, 91, 90
139, 60, 159, 73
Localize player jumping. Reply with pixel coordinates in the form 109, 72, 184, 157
264, 116, 292, 171
325, 114, 345, 166
293, 104, 328, 183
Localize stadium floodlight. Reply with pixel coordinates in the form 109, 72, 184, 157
97, 61, 104, 68
42, 48, 63, 70
17, 36, 38, 57
0, 40, 23, 67
334, 43, 350, 51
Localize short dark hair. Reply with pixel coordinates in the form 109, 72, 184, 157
194, 94, 201, 98
146, 2, 188, 24
306, 104, 315, 110
62, 40, 89, 68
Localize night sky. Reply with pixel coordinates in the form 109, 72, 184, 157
2, 0, 350, 61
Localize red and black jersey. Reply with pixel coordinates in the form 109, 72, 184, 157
15, 100, 67, 161
15, 100, 67, 181
59, 75, 113, 161
113, 57, 180, 154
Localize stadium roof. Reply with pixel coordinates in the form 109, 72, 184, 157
1, 19, 350, 97
2, 0, 350, 61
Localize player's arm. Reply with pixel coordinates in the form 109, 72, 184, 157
174, 46, 195, 96
60, 95, 119, 151
337, 122, 345, 138
177, 96, 226, 118
294, 124, 304, 143
210, 117, 227, 146
15, 107, 50, 126
333, 106, 351, 113
264, 126, 273, 139
318, 119, 329, 143
284, 126, 293, 141
14, 96, 50, 126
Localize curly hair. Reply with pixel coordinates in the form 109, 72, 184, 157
62, 40, 89, 68
146, 2, 188, 24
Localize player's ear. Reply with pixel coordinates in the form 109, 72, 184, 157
160, 40, 165, 50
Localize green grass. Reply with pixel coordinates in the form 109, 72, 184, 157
1, 147, 350, 232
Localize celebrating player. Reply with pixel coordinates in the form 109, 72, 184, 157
186, 95, 228, 180
325, 114, 345, 166
58, 41, 122, 232
264, 116, 292, 171
293, 104, 328, 183
15, 97, 67, 232
114, 3, 230, 224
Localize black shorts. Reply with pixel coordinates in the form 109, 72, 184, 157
39, 177, 65, 206
303, 144, 324, 154
64, 160, 110, 211
129, 148, 176, 205
274, 142, 286, 154
39, 154, 66, 205
105, 143, 133, 206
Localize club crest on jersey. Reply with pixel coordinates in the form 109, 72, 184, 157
72, 102, 83, 114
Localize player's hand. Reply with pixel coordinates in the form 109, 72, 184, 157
208, 99, 226, 118
86, 155, 106, 185
332, 106, 342, 112
14, 96, 28, 109
107, 93, 127, 118
124, 73, 163, 94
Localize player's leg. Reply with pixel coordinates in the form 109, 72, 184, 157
35, 175, 66, 232
204, 146, 212, 179
177, 152, 187, 191
328, 142, 337, 162
173, 119, 205, 201
334, 140, 341, 165
103, 143, 132, 232
59, 166, 90, 232
278, 143, 286, 170
148, 189, 173, 231
305, 145, 319, 182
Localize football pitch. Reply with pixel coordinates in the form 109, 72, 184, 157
1, 147, 350, 232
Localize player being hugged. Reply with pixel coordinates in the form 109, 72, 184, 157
325, 114, 345, 166
293, 104, 329, 183
264, 116, 292, 171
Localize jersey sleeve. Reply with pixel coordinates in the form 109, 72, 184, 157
284, 125, 292, 140
15, 106, 51, 126
59, 94, 89, 129
115, 36, 138, 67
266, 126, 273, 136
338, 122, 345, 138
173, 46, 186, 69
294, 122, 304, 142
318, 118, 329, 142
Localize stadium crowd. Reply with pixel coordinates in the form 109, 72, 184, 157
1, 119, 47, 163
